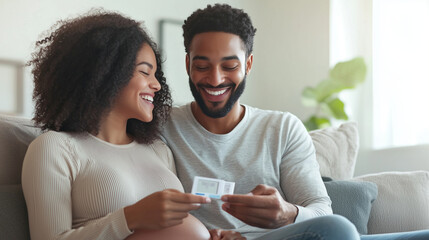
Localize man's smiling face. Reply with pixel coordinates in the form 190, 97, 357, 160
186, 32, 252, 118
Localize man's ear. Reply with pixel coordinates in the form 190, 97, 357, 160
186, 54, 190, 75
245, 54, 253, 75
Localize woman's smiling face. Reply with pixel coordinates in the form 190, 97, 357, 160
112, 43, 161, 123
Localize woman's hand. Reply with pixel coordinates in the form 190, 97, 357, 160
124, 189, 211, 231
209, 229, 246, 240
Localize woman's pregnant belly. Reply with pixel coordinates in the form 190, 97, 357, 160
126, 214, 211, 240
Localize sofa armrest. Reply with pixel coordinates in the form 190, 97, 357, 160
0, 114, 41, 185
0, 184, 30, 240
354, 171, 429, 234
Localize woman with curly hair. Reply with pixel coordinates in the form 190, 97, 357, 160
22, 10, 212, 240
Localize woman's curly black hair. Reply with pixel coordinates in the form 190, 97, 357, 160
28, 9, 171, 144
182, 4, 257, 57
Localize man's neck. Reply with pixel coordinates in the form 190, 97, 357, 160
191, 101, 245, 134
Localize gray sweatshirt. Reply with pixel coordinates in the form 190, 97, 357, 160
160, 103, 332, 237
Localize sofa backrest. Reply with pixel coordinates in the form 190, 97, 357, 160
0, 114, 41, 185
0, 113, 360, 185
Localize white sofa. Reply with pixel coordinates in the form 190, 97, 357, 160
0, 114, 428, 239
310, 122, 429, 234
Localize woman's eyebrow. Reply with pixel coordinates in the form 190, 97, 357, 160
136, 61, 153, 69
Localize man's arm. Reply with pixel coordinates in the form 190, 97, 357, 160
277, 115, 332, 223
220, 114, 332, 229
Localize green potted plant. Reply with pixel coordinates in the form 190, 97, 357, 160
302, 57, 367, 131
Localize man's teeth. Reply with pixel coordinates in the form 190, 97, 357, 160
205, 88, 227, 96
141, 95, 153, 103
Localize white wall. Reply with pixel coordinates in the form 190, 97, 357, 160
240, 0, 330, 119
0, 0, 330, 119
0, 0, 240, 116
2, 0, 427, 175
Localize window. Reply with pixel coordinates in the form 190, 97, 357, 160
373, 0, 429, 149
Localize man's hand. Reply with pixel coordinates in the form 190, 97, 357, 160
124, 189, 211, 231
209, 229, 246, 240
221, 184, 298, 229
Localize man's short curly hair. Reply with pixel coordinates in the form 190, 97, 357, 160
182, 4, 257, 57
28, 10, 171, 144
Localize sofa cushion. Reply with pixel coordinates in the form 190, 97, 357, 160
0, 184, 30, 240
323, 177, 378, 235
355, 171, 429, 234
0, 114, 41, 185
310, 122, 359, 180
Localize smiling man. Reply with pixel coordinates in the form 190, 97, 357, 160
187, 31, 250, 134
159, 4, 429, 240
159, 4, 349, 240
187, 31, 249, 120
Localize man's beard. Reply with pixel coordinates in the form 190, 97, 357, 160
189, 76, 246, 118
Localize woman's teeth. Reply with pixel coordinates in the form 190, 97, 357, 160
205, 88, 227, 96
141, 95, 153, 103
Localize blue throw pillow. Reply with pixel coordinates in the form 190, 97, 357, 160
323, 178, 378, 235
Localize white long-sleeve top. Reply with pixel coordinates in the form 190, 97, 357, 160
22, 131, 182, 240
